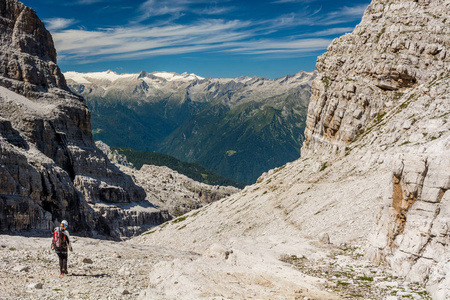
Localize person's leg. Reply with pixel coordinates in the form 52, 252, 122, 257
57, 252, 64, 274
62, 252, 68, 274
64, 252, 69, 274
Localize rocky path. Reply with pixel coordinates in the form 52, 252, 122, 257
0, 233, 431, 300
0, 233, 196, 299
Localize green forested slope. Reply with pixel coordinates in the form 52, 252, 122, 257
112, 147, 246, 188
68, 71, 314, 184
158, 88, 309, 183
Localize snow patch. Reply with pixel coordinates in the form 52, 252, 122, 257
64, 70, 135, 84
151, 71, 204, 81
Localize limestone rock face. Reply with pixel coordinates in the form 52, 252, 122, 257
302, 0, 449, 157
0, 0, 66, 91
0, 0, 166, 238
301, 0, 450, 297
303, 1, 450, 297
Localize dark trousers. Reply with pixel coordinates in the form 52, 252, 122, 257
57, 251, 68, 274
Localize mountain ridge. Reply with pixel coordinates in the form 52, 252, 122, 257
66, 69, 316, 183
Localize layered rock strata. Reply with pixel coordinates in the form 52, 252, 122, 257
302, 1, 450, 297
303, 0, 449, 157
0, 0, 168, 238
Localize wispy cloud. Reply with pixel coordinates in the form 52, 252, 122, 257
272, 0, 317, 3
137, 0, 231, 21
53, 20, 253, 62
53, 18, 333, 64
75, 0, 109, 4
50, 2, 367, 65
45, 18, 78, 31
266, 3, 365, 31
322, 5, 368, 25
223, 38, 332, 55
294, 27, 355, 38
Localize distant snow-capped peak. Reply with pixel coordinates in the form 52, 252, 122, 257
64, 70, 204, 84
151, 72, 204, 82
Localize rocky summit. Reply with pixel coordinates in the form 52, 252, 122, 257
96, 141, 239, 217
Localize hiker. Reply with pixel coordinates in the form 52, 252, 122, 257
51, 220, 73, 275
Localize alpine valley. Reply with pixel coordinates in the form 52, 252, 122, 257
1, 0, 449, 299
65, 70, 316, 184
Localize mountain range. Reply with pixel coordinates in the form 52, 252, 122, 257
65, 70, 316, 184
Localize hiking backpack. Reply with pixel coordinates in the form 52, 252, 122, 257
52, 227, 66, 249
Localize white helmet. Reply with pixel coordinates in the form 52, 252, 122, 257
61, 220, 68, 228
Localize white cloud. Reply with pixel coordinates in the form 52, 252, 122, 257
266, 3, 366, 31
272, 0, 316, 3
52, 18, 334, 64
45, 18, 78, 31
76, 0, 108, 4
52, 20, 252, 61
137, 0, 232, 21
294, 27, 355, 38
322, 4, 368, 25
49, 2, 368, 65
223, 38, 332, 55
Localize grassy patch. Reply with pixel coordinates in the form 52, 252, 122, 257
142, 230, 156, 236
92, 128, 103, 134
393, 91, 403, 101
226, 150, 237, 156
172, 216, 188, 224
358, 276, 374, 281
320, 163, 328, 172
337, 281, 351, 287
322, 76, 331, 88
376, 112, 386, 123
274, 165, 286, 173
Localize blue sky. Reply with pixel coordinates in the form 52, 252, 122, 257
20, 0, 370, 78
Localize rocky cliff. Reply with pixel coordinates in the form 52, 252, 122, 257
0, 0, 169, 238
138, 0, 449, 298
303, 0, 449, 297
303, 0, 448, 157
